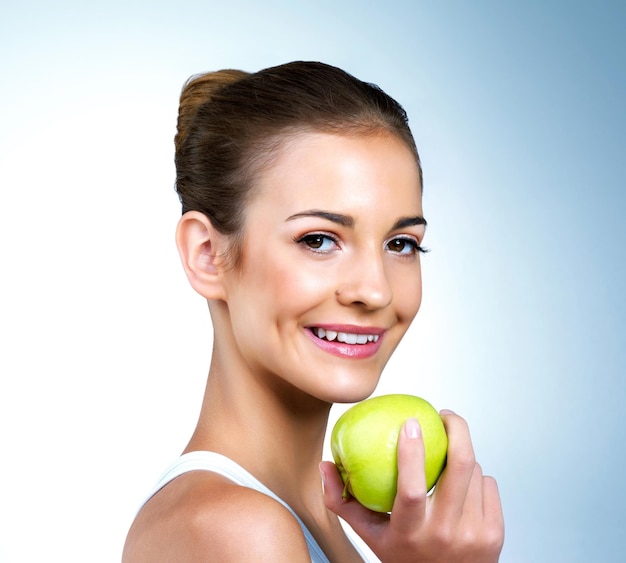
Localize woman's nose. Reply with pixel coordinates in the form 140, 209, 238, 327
334, 251, 392, 310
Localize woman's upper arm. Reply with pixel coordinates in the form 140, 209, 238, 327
123, 481, 312, 562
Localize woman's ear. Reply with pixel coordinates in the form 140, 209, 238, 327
175, 211, 229, 301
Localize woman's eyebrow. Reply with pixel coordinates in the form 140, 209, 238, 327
286, 210, 354, 227
286, 210, 427, 229
392, 216, 428, 229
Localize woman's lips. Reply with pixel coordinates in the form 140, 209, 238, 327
305, 325, 385, 359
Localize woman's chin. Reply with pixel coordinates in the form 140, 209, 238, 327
315, 376, 381, 406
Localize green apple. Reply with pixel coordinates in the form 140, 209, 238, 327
330, 394, 448, 513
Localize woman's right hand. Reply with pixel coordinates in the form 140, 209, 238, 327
321, 411, 504, 562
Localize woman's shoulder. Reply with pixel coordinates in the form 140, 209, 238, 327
123, 470, 311, 562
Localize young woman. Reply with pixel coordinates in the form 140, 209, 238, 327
123, 61, 504, 562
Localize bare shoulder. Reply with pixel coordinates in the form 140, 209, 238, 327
123, 471, 311, 562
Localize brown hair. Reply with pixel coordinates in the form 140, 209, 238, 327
174, 61, 422, 265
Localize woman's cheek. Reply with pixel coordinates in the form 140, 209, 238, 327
394, 264, 423, 321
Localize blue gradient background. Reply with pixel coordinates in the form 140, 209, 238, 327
1, 1, 624, 561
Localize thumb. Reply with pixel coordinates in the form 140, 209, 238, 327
319, 461, 389, 545
319, 461, 352, 515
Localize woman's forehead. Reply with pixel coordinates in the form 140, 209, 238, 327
247, 131, 423, 221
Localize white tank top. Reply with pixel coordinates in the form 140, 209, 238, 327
141, 451, 370, 562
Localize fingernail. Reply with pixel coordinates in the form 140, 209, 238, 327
404, 417, 421, 439
439, 409, 456, 415
318, 463, 326, 488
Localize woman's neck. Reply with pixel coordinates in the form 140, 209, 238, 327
184, 341, 333, 516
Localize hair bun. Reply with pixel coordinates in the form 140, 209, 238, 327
175, 69, 249, 152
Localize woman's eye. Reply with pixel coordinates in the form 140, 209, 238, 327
296, 233, 338, 252
387, 237, 426, 255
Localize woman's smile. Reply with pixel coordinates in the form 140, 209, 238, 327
305, 325, 385, 359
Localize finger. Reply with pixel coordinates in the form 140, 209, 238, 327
482, 476, 505, 539
389, 418, 428, 533
319, 460, 345, 508
460, 462, 485, 520
431, 412, 476, 520
319, 461, 389, 540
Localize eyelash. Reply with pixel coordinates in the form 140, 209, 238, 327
294, 233, 428, 255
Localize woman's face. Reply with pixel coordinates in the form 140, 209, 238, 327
221, 131, 425, 404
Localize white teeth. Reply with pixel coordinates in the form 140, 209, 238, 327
338, 332, 357, 344
313, 328, 379, 344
